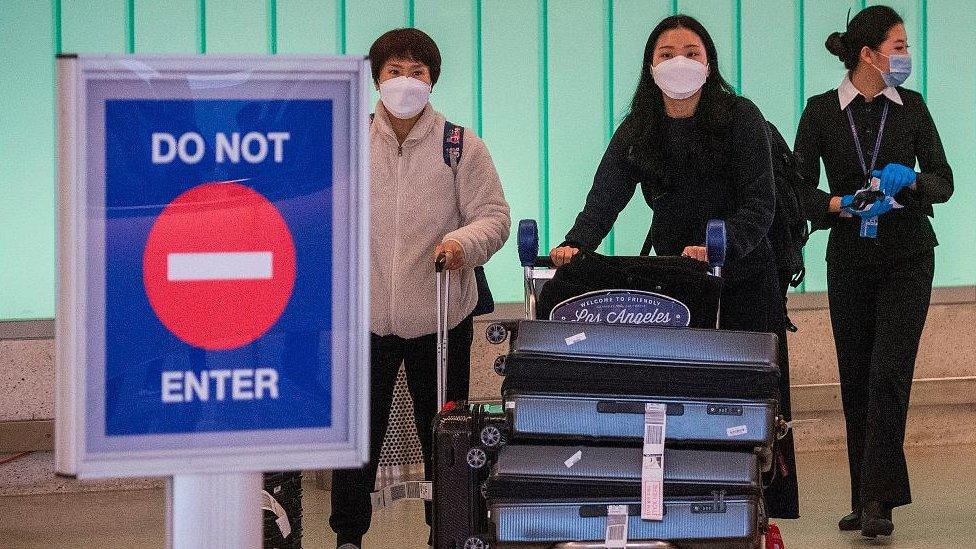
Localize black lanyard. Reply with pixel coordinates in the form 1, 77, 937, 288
846, 99, 890, 177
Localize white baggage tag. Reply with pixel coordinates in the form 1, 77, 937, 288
275, 515, 292, 539
564, 450, 583, 468
388, 483, 407, 503
419, 480, 433, 501
641, 403, 666, 521
605, 504, 629, 548
565, 332, 587, 346
370, 490, 385, 509
727, 425, 748, 437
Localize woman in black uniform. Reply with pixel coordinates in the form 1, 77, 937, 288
794, 5, 952, 539
549, 15, 799, 519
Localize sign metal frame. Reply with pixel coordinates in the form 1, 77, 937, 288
55, 55, 371, 479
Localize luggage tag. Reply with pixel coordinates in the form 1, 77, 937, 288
370, 490, 386, 509
372, 481, 432, 508
605, 504, 629, 548
641, 403, 667, 521
260, 490, 292, 538
419, 480, 433, 501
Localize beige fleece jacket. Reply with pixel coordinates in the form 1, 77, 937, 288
370, 102, 510, 338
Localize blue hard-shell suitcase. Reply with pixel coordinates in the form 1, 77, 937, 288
505, 393, 777, 450
488, 493, 763, 549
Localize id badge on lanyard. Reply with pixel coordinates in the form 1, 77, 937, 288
847, 100, 889, 238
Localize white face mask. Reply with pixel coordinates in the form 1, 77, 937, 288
379, 76, 431, 119
651, 56, 708, 100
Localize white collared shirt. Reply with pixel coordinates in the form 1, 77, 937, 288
837, 75, 903, 110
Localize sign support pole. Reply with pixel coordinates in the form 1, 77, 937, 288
168, 473, 262, 549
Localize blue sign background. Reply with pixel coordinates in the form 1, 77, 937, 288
103, 99, 334, 436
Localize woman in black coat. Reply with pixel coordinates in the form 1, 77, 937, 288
549, 14, 799, 519
794, 5, 952, 539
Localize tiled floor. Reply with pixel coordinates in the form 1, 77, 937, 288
1, 445, 974, 549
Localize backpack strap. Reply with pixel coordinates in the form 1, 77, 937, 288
443, 120, 464, 176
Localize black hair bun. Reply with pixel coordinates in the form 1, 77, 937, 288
825, 31, 847, 58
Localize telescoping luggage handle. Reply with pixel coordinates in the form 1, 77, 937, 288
435, 254, 450, 410
516, 218, 727, 321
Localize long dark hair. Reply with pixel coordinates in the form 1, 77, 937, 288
619, 15, 737, 189
825, 5, 903, 71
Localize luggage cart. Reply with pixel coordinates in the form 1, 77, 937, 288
486, 218, 728, 373
514, 218, 727, 324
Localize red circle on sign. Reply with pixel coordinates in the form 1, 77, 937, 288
143, 182, 296, 351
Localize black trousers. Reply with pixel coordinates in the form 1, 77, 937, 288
329, 315, 474, 546
721, 266, 800, 519
827, 250, 934, 511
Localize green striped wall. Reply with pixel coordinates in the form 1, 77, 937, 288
1, 0, 973, 320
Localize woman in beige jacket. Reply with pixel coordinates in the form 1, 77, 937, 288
330, 28, 510, 549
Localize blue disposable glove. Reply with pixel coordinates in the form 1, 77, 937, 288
872, 164, 917, 196
843, 197, 894, 219
840, 194, 856, 209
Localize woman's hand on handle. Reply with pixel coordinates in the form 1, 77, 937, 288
434, 240, 465, 270
681, 245, 708, 263
550, 246, 579, 267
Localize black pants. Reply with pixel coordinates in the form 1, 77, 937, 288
721, 266, 800, 519
827, 250, 934, 511
329, 315, 474, 546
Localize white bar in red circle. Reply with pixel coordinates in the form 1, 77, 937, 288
167, 252, 273, 281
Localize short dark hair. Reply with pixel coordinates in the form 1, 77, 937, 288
825, 5, 903, 71
368, 28, 441, 85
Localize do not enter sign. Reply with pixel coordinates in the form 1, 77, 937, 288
143, 182, 296, 350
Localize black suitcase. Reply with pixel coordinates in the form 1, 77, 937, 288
535, 251, 723, 328
500, 321, 780, 401
489, 446, 761, 499
263, 471, 302, 549
432, 402, 508, 549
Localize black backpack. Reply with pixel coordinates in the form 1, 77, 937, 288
442, 120, 495, 316
765, 121, 810, 330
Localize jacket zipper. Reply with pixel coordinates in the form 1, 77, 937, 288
391, 145, 402, 333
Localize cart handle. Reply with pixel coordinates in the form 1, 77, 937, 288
518, 219, 540, 267
705, 219, 726, 269
435, 253, 446, 273
534, 256, 556, 268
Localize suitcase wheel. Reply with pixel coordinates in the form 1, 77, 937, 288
463, 535, 488, 549
485, 323, 509, 345
479, 425, 503, 448
492, 355, 507, 376
466, 448, 488, 469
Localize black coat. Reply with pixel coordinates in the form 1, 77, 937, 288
793, 88, 953, 267
562, 96, 781, 333
560, 96, 799, 517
